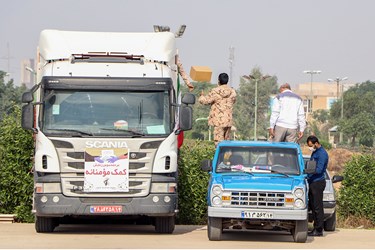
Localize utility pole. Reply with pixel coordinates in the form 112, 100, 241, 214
328, 77, 348, 144
1, 43, 13, 82
242, 74, 271, 141
303, 70, 321, 119
229, 46, 234, 87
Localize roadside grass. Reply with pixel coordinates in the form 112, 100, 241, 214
337, 214, 375, 229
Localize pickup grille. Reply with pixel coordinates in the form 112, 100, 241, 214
230, 191, 286, 208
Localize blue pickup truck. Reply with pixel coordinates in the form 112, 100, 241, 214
201, 141, 316, 243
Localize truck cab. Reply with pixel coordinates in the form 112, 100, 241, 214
201, 141, 316, 243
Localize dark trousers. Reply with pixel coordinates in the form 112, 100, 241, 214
308, 179, 326, 232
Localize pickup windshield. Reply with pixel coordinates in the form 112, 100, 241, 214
41, 90, 172, 137
216, 146, 300, 175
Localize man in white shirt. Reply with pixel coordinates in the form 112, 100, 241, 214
269, 83, 306, 142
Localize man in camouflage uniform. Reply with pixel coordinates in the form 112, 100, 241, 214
199, 73, 236, 146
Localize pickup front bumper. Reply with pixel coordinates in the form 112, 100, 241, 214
208, 206, 308, 220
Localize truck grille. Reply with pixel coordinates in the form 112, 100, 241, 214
51, 139, 158, 198
230, 191, 286, 208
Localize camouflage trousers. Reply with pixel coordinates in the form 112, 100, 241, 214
213, 126, 232, 146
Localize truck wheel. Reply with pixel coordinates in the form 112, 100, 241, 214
155, 216, 175, 234
35, 216, 58, 233
207, 217, 222, 241
324, 210, 336, 231
292, 219, 307, 243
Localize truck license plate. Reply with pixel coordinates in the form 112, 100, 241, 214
241, 211, 274, 219
90, 206, 123, 214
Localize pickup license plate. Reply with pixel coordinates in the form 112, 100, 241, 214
241, 211, 274, 219
90, 206, 123, 214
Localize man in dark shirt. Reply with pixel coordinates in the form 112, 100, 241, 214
307, 135, 328, 237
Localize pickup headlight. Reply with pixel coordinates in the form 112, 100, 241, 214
294, 188, 304, 198
212, 196, 222, 206
294, 199, 304, 208
212, 185, 222, 196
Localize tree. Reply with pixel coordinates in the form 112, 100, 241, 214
0, 106, 34, 222
233, 67, 278, 140
330, 81, 375, 146
0, 71, 27, 120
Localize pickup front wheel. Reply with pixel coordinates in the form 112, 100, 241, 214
208, 217, 222, 241
291, 219, 308, 243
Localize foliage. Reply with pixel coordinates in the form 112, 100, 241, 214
337, 154, 375, 224
320, 140, 332, 150
177, 139, 215, 224
0, 71, 27, 120
312, 109, 329, 123
330, 81, 375, 146
181, 82, 214, 140
233, 67, 278, 140
339, 112, 375, 147
0, 106, 34, 222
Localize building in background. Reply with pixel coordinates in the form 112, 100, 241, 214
20, 58, 35, 89
294, 82, 338, 113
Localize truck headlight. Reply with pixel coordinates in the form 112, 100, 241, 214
294, 199, 304, 208
212, 196, 222, 206
212, 185, 222, 196
294, 188, 304, 198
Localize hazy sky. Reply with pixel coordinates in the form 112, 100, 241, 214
1, 0, 374, 88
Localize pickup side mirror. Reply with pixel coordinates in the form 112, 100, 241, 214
304, 160, 316, 174
332, 175, 344, 183
181, 93, 195, 105
201, 159, 212, 172
21, 103, 34, 131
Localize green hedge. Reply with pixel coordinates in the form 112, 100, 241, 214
177, 139, 215, 224
337, 154, 375, 224
0, 107, 34, 222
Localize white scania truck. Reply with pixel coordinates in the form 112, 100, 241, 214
21, 29, 195, 233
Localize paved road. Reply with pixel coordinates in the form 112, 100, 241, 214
0, 223, 374, 249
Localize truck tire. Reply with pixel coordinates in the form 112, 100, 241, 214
155, 216, 175, 234
292, 219, 308, 243
207, 217, 222, 241
324, 210, 336, 231
35, 216, 58, 233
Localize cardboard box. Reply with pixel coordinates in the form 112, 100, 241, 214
190, 66, 212, 82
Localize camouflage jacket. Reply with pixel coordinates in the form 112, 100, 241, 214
198, 84, 236, 127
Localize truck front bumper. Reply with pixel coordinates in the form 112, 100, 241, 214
34, 193, 177, 217
208, 206, 307, 220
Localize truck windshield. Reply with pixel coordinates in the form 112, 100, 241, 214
216, 146, 300, 175
41, 90, 172, 137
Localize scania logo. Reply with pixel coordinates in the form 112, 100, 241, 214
86, 141, 128, 148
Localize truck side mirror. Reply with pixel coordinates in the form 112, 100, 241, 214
201, 159, 212, 172
21, 103, 34, 131
179, 105, 192, 131
332, 175, 344, 183
181, 93, 195, 105
304, 160, 316, 174
22, 91, 34, 103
